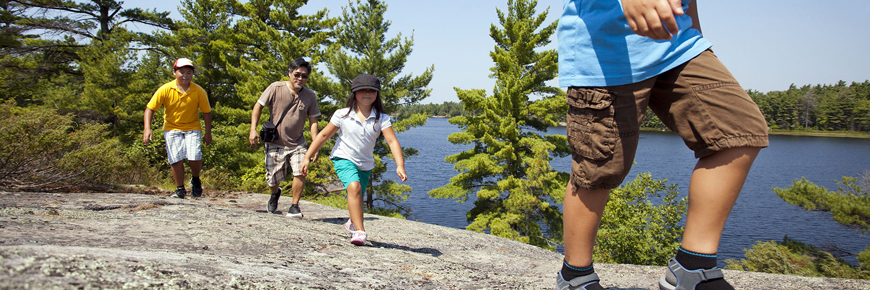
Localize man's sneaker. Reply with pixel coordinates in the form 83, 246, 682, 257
659, 258, 725, 290
556, 271, 602, 290
350, 231, 367, 246
267, 188, 281, 213
286, 204, 303, 218
169, 188, 186, 199
191, 177, 203, 197
343, 219, 356, 233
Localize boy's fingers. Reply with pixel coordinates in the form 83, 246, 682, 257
670, 0, 684, 15
659, 11, 679, 39
624, 0, 680, 40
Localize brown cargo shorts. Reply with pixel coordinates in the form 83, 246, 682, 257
567, 49, 769, 191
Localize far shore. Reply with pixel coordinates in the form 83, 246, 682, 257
637, 128, 870, 139
410, 116, 870, 139
766, 130, 870, 138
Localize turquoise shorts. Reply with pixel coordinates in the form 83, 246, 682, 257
332, 157, 371, 195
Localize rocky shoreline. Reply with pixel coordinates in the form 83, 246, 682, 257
1, 191, 867, 289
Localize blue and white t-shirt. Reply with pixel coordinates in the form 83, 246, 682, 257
557, 0, 712, 87
329, 107, 392, 171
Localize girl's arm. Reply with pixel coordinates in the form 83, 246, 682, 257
301, 122, 339, 176
308, 116, 320, 161
382, 127, 407, 182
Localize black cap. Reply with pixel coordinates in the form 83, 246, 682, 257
351, 74, 380, 92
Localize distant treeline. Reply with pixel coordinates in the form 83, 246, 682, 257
393, 101, 472, 118
750, 81, 870, 132
644, 81, 870, 132
409, 80, 870, 133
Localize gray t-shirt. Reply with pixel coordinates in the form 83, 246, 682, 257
257, 81, 321, 147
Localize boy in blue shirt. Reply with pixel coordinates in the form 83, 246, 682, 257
556, 1, 768, 289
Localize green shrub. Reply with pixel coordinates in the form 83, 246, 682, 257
0, 100, 142, 190
774, 177, 870, 234
593, 172, 688, 266
726, 237, 870, 279
773, 176, 870, 272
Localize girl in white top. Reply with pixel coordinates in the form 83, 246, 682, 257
301, 74, 407, 245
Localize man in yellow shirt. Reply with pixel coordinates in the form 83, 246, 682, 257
143, 58, 213, 199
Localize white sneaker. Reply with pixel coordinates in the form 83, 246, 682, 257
350, 231, 367, 246
343, 219, 356, 233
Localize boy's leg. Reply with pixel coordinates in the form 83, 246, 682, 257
683, 146, 759, 254
658, 147, 759, 290
164, 130, 187, 191
170, 161, 185, 187
186, 130, 204, 196
186, 130, 203, 177
651, 50, 768, 290
560, 186, 608, 290
562, 187, 609, 268
650, 49, 768, 255
189, 160, 202, 177
560, 82, 651, 289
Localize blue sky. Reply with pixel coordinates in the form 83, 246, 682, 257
129, 0, 870, 104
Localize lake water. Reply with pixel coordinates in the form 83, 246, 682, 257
384, 117, 870, 265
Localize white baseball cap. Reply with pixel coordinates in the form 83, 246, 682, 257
173, 58, 195, 70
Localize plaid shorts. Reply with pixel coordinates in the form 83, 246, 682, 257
567, 49, 769, 191
164, 130, 202, 165
264, 143, 307, 187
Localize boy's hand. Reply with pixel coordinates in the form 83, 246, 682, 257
622, 0, 683, 40
143, 129, 152, 145
249, 130, 260, 147
203, 132, 213, 145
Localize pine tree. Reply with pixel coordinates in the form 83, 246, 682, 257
428, 0, 568, 249
1, 0, 174, 132
314, 0, 433, 213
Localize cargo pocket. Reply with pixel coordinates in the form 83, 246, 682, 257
566, 88, 618, 161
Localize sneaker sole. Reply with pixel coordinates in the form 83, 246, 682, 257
351, 239, 365, 246
286, 213, 304, 218
658, 276, 675, 290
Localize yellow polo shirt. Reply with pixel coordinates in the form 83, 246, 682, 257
146, 80, 211, 131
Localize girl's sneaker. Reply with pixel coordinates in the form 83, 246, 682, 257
343, 219, 356, 233
350, 231, 367, 246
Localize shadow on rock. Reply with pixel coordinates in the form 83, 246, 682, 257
367, 240, 443, 257
314, 217, 382, 225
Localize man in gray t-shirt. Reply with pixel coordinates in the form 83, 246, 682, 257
249, 57, 320, 218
